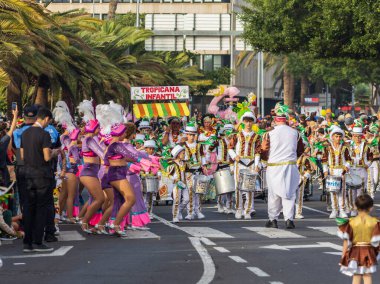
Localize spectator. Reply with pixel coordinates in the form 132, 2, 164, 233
0, 106, 18, 187
21, 108, 58, 252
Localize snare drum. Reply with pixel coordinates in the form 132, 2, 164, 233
326, 175, 342, 193
142, 176, 159, 193
345, 173, 362, 190
193, 175, 209, 195
238, 169, 258, 192
213, 168, 235, 195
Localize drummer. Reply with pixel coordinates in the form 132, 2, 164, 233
348, 126, 372, 216
162, 117, 186, 148
183, 122, 206, 220
322, 126, 352, 219
166, 145, 190, 223
366, 123, 380, 198
213, 123, 235, 214
142, 139, 159, 219
228, 111, 261, 220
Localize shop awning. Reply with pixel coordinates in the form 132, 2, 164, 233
133, 102, 190, 119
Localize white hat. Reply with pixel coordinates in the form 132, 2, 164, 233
144, 140, 157, 148
240, 111, 256, 123
184, 125, 198, 134
352, 127, 363, 135
219, 123, 234, 134
171, 145, 185, 158
138, 120, 152, 130
321, 120, 328, 126
135, 134, 145, 142
330, 126, 345, 138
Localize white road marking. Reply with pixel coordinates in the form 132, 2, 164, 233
324, 252, 341, 255
3, 246, 73, 259
247, 266, 270, 277
13, 263, 26, 265
122, 230, 160, 240
58, 231, 86, 241
200, 237, 216, 246
243, 227, 305, 238
303, 206, 329, 215
181, 227, 234, 239
308, 226, 337, 236
229, 255, 247, 263
214, 247, 230, 253
261, 242, 342, 251
269, 282, 284, 284
160, 218, 335, 223
189, 237, 216, 284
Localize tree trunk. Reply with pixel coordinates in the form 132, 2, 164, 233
34, 75, 49, 107
300, 75, 308, 107
283, 57, 295, 107
6, 77, 22, 119
61, 86, 74, 115
108, 0, 118, 20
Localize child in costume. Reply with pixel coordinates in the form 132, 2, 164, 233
337, 194, 380, 283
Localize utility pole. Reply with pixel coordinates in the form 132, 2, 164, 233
136, 0, 140, 28
351, 85, 355, 116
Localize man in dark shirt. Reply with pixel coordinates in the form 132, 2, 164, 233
21, 108, 58, 252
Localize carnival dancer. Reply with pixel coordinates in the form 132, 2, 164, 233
321, 126, 352, 219
162, 117, 186, 147
295, 149, 314, 219
366, 123, 380, 198
142, 139, 159, 219
166, 145, 190, 223
53, 103, 81, 224
101, 103, 151, 236
229, 112, 261, 220
212, 123, 235, 214
183, 122, 206, 220
348, 126, 372, 216
77, 100, 106, 233
261, 103, 304, 229
337, 194, 380, 283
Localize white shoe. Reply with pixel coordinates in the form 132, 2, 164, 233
172, 217, 180, 223
244, 214, 251, 220
235, 210, 242, 219
226, 209, 235, 215
339, 211, 348, 218
217, 205, 225, 213
149, 213, 154, 220
178, 213, 183, 220
54, 224, 60, 236
184, 214, 193, 220
197, 212, 205, 220
350, 210, 358, 217
294, 214, 304, 219
329, 211, 337, 219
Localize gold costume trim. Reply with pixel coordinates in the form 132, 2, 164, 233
267, 161, 297, 167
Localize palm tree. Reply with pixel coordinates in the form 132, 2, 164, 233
108, 0, 119, 20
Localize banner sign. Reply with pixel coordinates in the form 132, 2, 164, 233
131, 86, 189, 101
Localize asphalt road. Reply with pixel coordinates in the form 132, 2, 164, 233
1, 191, 380, 284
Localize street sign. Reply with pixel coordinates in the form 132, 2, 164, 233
131, 86, 189, 101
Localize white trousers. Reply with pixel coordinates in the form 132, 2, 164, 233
368, 161, 379, 198
268, 189, 295, 221
234, 162, 255, 215
217, 193, 233, 210
186, 173, 202, 216
172, 186, 189, 219
144, 192, 154, 214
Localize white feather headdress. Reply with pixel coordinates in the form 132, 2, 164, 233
96, 103, 124, 134
77, 99, 95, 123
53, 101, 76, 132
109, 100, 128, 123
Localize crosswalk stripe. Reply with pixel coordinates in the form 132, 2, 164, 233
308, 226, 337, 236
122, 230, 160, 240
180, 227, 234, 238
214, 247, 230, 253
229, 255, 247, 263
247, 267, 270, 277
58, 231, 86, 241
243, 227, 306, 238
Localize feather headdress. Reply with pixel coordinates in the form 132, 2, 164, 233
96, 103, 125, 135
77, 99, 95, 123
53, 101, 76, 132
109, 100, 128, 123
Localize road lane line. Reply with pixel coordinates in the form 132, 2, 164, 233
214, 247, 230, 253
247, 266, 270, 277
189, 237, 216, 284
182, 218, 333, 223
200, 237, 216, 246
269, 282, 284, 284
229, 256, 247, 263
243, 227, 305, 238
181, 227, 234, 239
3, 246, 73, 259
303, 206, 329, 215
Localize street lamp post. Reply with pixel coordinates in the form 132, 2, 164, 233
136, 0, 140, 28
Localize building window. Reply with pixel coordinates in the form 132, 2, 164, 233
102, 14, 109, 20
201, 55, 230, 72
203, 55, 213, 72
82, 0, 101, 3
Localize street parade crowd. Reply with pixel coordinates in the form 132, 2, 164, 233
1, 94, 380, 282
